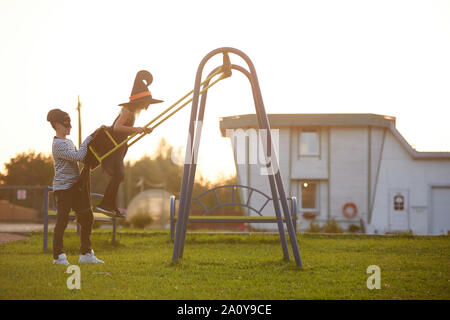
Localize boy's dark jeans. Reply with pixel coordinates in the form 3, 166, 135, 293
53, 169, 94, 259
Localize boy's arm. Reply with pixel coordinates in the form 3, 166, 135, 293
53, 136, 93, 162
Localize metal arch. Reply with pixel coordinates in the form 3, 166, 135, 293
203, 203, 266, 217
174, 184, 297, 218
169, 192, 297, 242
174, 58, 289, 262
193, 184, 273, 216
172, 47, 302, 267
172, 184, 297, 217
173, 48, 296, 264
193, 184, 272, 202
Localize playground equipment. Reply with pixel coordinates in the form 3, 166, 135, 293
171, 47, 302, 268
169, 184, 298, 242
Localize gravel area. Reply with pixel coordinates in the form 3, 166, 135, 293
0, 233, 28, 243
0, 223, 54, 233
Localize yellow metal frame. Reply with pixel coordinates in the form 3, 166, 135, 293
89, 59, 231, 166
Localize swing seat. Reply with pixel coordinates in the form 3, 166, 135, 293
84, 126, 117, 169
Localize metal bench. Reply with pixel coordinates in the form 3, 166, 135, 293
169, 185, 297, 241
42, 186, 117, 252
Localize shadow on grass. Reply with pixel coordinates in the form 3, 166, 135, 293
166, 256, 303, 272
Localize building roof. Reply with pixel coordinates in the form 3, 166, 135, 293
219, 113, 450, 160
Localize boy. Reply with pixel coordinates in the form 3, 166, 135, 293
47, 108, 104, 265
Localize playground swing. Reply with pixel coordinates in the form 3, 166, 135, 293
170, 47, 303, 268
84, 53, 232, 170
82, 47, 302, 268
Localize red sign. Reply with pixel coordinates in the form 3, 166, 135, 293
17, 190, 26, 200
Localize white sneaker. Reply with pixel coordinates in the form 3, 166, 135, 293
78, 249, 104, 264
53, 253, 70, 266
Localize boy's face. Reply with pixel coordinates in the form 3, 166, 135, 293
54, 116, 72, 135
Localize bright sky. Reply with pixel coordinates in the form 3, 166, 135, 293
1, 0, 449, 182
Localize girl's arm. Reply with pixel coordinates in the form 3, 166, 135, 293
113, 109, 151, 136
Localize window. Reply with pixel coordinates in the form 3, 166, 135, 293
302, 181, 317, 209
298, 181, 320, 214
393, 194, 404, 211
299, 129, 320, 157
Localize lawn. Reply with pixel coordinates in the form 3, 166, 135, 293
0, 230, 448, 299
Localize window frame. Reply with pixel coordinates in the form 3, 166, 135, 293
297, 180, 320, 215
298, 128, 321, 159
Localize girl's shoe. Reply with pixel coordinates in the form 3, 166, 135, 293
95, 204, 117, 217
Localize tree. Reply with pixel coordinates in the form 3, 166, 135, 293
1, 151, 54, 186
0, 151, 54, 211
125, 138, 183, 204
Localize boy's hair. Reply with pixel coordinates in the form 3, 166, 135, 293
47, 109, 69, 130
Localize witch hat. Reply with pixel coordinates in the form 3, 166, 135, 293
119, 70, 163, 108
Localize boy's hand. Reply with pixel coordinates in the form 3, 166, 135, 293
90, 126, 105, 138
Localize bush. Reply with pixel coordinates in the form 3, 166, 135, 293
117, 219, 131, 228
129, 213, 153, 229
92, 221, 104, 229
348, 224, 361, 233
302, 212, 317, 220
307, 221, 322, 233
322, 219, 344, 234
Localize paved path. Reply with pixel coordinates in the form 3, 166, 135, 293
0, 233, 28, 243
0, 223, 54, 233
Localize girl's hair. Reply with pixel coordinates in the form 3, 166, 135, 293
124, 100, 149, 117
121, 107, 138, 123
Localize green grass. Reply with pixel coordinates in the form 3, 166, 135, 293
0, 230, 449, 299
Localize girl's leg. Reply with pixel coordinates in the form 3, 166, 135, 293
99, 153, 125, 209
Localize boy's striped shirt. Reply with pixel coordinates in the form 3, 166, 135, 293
52, 136, 93, 191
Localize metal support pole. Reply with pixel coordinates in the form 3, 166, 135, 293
255, 98, 302, 267
175, 77, 211, 259
43, 186, 49, 253
112, 218, 116, 244
232, 64, 290, 261
172, 78, 202, 262
175, 63, 233, 259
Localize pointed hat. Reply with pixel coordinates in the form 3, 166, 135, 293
119, 70, 163, 107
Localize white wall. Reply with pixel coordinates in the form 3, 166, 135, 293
370, 131, 450, 234
329, 127, 369, 221
290, 128, 328, 180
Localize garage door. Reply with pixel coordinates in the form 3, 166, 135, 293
430, 187, 450, 235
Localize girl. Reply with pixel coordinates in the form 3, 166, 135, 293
95, 70, 163, 217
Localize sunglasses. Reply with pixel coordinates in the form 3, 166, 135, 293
60, 119, 72, 128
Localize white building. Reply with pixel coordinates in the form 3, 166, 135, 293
220, 114, 450, 235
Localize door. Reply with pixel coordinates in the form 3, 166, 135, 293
389, 189, 409, 232
430, 187, 450, 235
